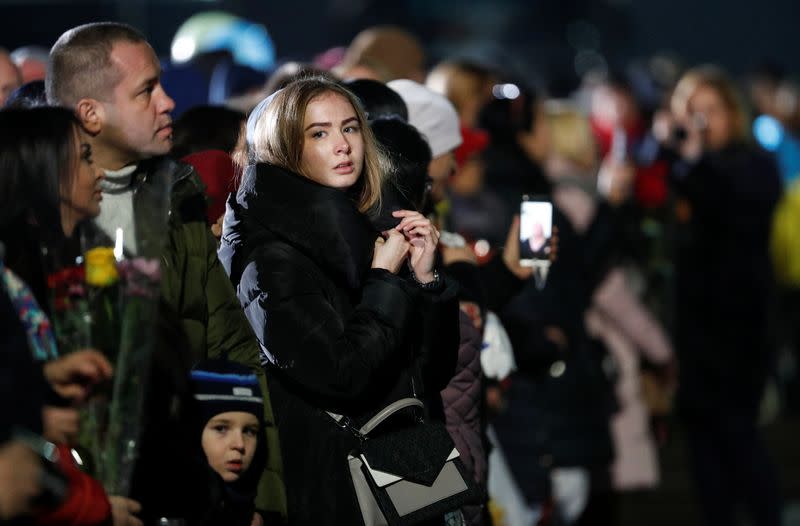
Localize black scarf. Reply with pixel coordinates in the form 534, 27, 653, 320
224, 163, 378, 290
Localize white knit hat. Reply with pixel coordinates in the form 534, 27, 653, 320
387, 79, 462, 157
245, 89, 282, 149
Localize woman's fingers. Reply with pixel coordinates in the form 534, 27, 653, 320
397, 219, 439, 242
407, 226, 433, 237
393, 212, 440, 246
395, 218, 429, 233
385, 228, 408, 241
397, 218, 429, 230
407, 228, 440, 251
393, 210, 429, 231
392, 209, 422, 218
383, 229, 410, 252
394, 210, 439, 281
372, 231, 411, 274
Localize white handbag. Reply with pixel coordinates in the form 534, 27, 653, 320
330, 398, 480, 526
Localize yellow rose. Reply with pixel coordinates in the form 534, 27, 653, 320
488, 500, 506, 526
85, 247, 119, 287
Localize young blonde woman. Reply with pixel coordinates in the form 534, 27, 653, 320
219, 77, 459, 524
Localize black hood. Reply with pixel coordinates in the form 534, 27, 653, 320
220, 163, 377, 290
368, 180, 417, 232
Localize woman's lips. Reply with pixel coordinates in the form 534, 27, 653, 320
334, 161, 354, 174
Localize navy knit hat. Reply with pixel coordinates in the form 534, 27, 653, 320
190, 360, 264, 427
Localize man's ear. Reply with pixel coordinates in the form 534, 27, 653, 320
75, 98, 104, 135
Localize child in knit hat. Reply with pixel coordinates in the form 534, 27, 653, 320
190, 360, 268, 526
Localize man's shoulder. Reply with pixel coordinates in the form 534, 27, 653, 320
137, 156, 203, 193
138, 156, 207, 224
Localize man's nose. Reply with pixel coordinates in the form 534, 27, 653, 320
157, 87, 176, 114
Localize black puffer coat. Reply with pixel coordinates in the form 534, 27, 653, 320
218, 163, 459, 525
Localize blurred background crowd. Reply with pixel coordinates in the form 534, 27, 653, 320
2, 0, 800, 525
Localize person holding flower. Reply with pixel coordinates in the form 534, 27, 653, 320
0, 106, 143, 525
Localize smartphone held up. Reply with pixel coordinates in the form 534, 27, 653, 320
519, 195, 553, 288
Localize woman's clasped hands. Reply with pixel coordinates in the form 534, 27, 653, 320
372, 210, 440, 283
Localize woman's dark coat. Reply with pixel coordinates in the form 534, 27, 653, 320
218, 163, 459, 525
670, 143, 783, 414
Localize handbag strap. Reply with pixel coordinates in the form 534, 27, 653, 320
358, 398, 424, 436
326, 397, 424, 439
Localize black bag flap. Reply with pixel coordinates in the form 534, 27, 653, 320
360, 423, 456, 486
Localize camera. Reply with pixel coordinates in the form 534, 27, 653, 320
672, 126, 688, 143
672, 113, 708, 144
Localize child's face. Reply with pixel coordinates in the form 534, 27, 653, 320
201, 411, 260, 482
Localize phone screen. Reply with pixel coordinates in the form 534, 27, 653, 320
519, 196, 553, 267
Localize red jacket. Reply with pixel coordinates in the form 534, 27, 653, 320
182, 150, 236, 225
35, 444, 112, 526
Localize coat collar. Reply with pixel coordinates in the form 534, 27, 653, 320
232, 163, 377, 290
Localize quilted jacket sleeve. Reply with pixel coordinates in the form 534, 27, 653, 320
441, 310, 485, 484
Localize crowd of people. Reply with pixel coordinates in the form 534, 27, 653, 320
0, 18, 796, 526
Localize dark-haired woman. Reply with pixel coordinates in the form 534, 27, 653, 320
0, 107, 141, 525
1, 107, 105, 310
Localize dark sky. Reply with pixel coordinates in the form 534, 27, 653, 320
1, 0, 797, 88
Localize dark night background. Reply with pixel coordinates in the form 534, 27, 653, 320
1, 0, 798, 92
3, 1, 800, 524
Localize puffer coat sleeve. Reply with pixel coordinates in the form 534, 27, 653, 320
239, 241, 418, 406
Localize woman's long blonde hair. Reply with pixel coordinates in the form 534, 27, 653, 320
544, 100, 597, 171
251, 76, 386, 212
